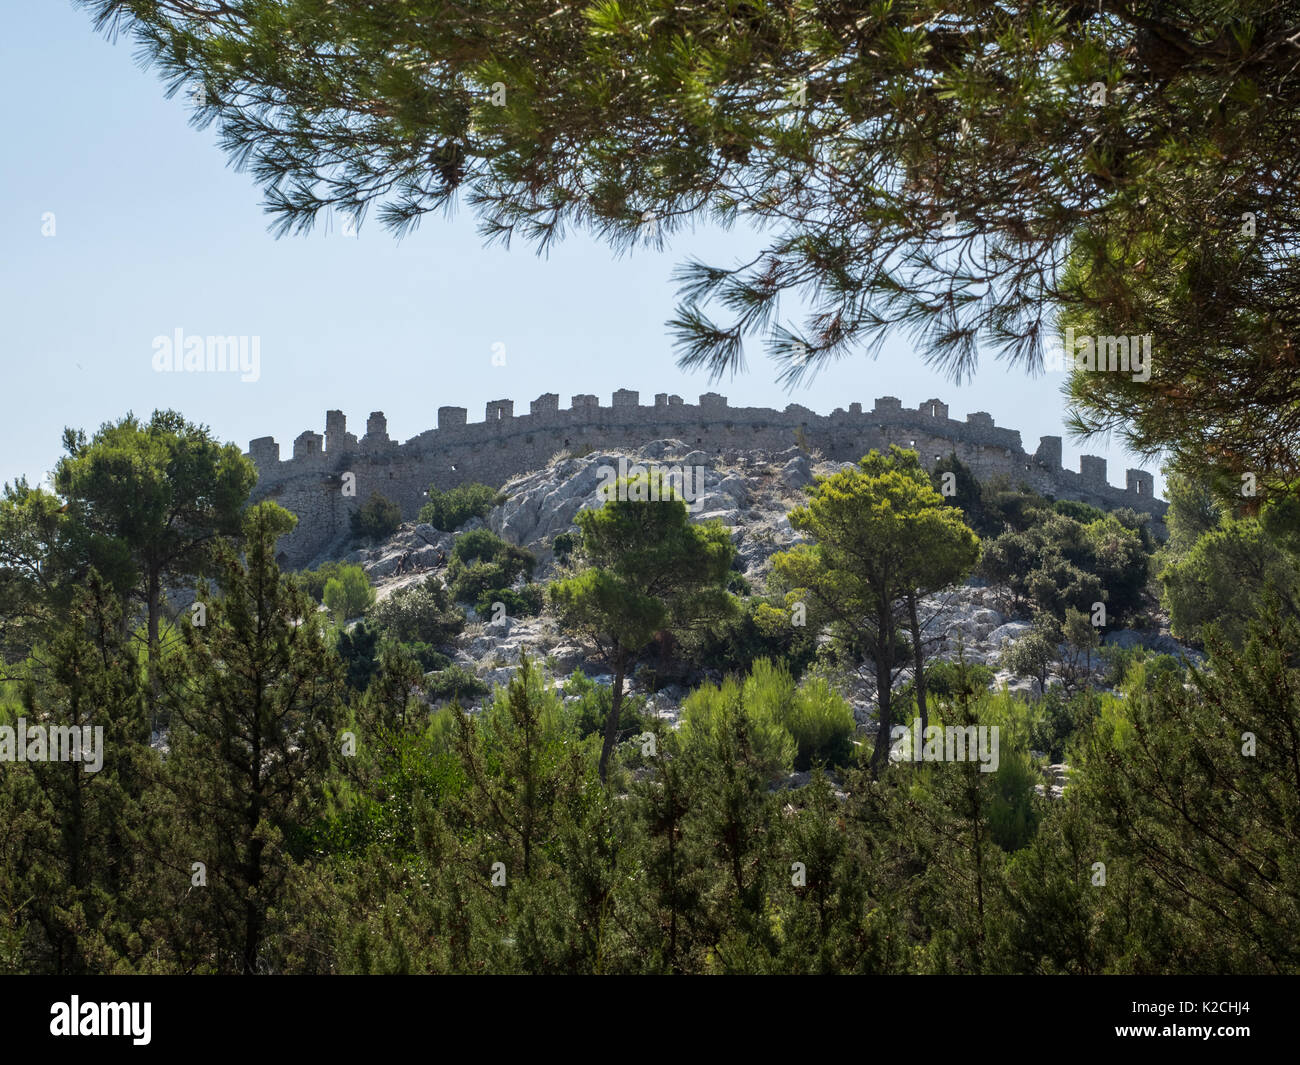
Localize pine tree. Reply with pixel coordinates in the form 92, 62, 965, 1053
160, 502, 344, 974
677, 682, 778, 971
613, 727, 707, 973
53, 410, 255, 729
0, 575, 157, 973
550, 472, 735, 782
772, 446, 979, 772
1071, 605, 1300, 972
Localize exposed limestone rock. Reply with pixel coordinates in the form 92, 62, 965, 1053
335, 440, 1193, 728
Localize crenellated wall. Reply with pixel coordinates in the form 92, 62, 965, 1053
247, 391, 1168, 567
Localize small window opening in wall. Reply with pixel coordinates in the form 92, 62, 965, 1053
935, 455, 941, 463
909, 439, 916, 447
450, 464, 457, 473
564, 439, 570, 447
930, 404, 936, 417
1025, 464, 1031, 471
697, 438, 702, 444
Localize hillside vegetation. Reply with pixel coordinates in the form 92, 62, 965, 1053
0, 414, 1296, 974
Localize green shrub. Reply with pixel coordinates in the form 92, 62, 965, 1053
558, 670, 648, 742
452, 528, 512, 566
402, 641, 452, 672
999, 620, 1058, 696
419, 482, 503, 531
931, 453, 997, 536
369, 576, 464, 646
475, 584, 544, 619
308, 722, 468, 859
680, 675, 796, 780
552, 531, 578, 560
744, 659, 856, 771
323, 564, 375, 622
449, 562, 507, 605
678, 595, 818, 678
956, 687, 1042, 851
297, 560, 345, 603
1053, 499, 1107, 524
784, 674, 856, 770
425, 664, 489, 703
980, 476, 1052, 533
681, 660, 855, 778
986, 744, 1042, 852
336, 619, 380, 692
447, 530, 535, 604
351, 492, 402, 543
727, 571, 752, 595
979, 508, 1152, 624
920, 659, 997, 699
1022, 686, 1103, 761
1099, 643, 1184, 689
1027, 688, 1075, 761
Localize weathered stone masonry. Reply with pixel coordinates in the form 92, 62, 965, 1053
247, 391, 1167, 568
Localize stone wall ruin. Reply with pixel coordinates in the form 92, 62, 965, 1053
247, 391, 1166, 568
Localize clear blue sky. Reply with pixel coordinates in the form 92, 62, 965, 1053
0, 1, 1163, 498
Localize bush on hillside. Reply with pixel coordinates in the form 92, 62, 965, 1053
296, 560, 346, 603
447, 530, 535, 604
323, 564, 375, 622
351, 492, 403, 543
475, 584, 545, 620
425, 664, 490, 704
419, 482, 503, 531
369, 575, 464, 646
680, 658, 856, 777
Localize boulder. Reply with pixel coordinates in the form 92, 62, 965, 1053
639, 439, 690, 461
780, 455, 813, 490
987, 621, 1034, 648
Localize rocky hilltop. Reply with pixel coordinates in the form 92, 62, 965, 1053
334, 439, 1196, 754
249, 390, 1168, 568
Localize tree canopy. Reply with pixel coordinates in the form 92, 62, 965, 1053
772, 445, 980, 771
549, 471, 735, 780
81, 0, 1300, 487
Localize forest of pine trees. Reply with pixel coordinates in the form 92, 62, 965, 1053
1, 414, 1296, 975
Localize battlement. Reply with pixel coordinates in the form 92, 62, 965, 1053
248, 390, 1167, 567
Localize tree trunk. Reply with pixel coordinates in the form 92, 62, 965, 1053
598, 649, 627, 784
870, 602, 896, 776
147, 567, 161, 735
908, 591, 928, 735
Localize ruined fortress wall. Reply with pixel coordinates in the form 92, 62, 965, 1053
247, 391, 1167, 568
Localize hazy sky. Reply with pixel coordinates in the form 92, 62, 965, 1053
1, 1, 1163, 497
